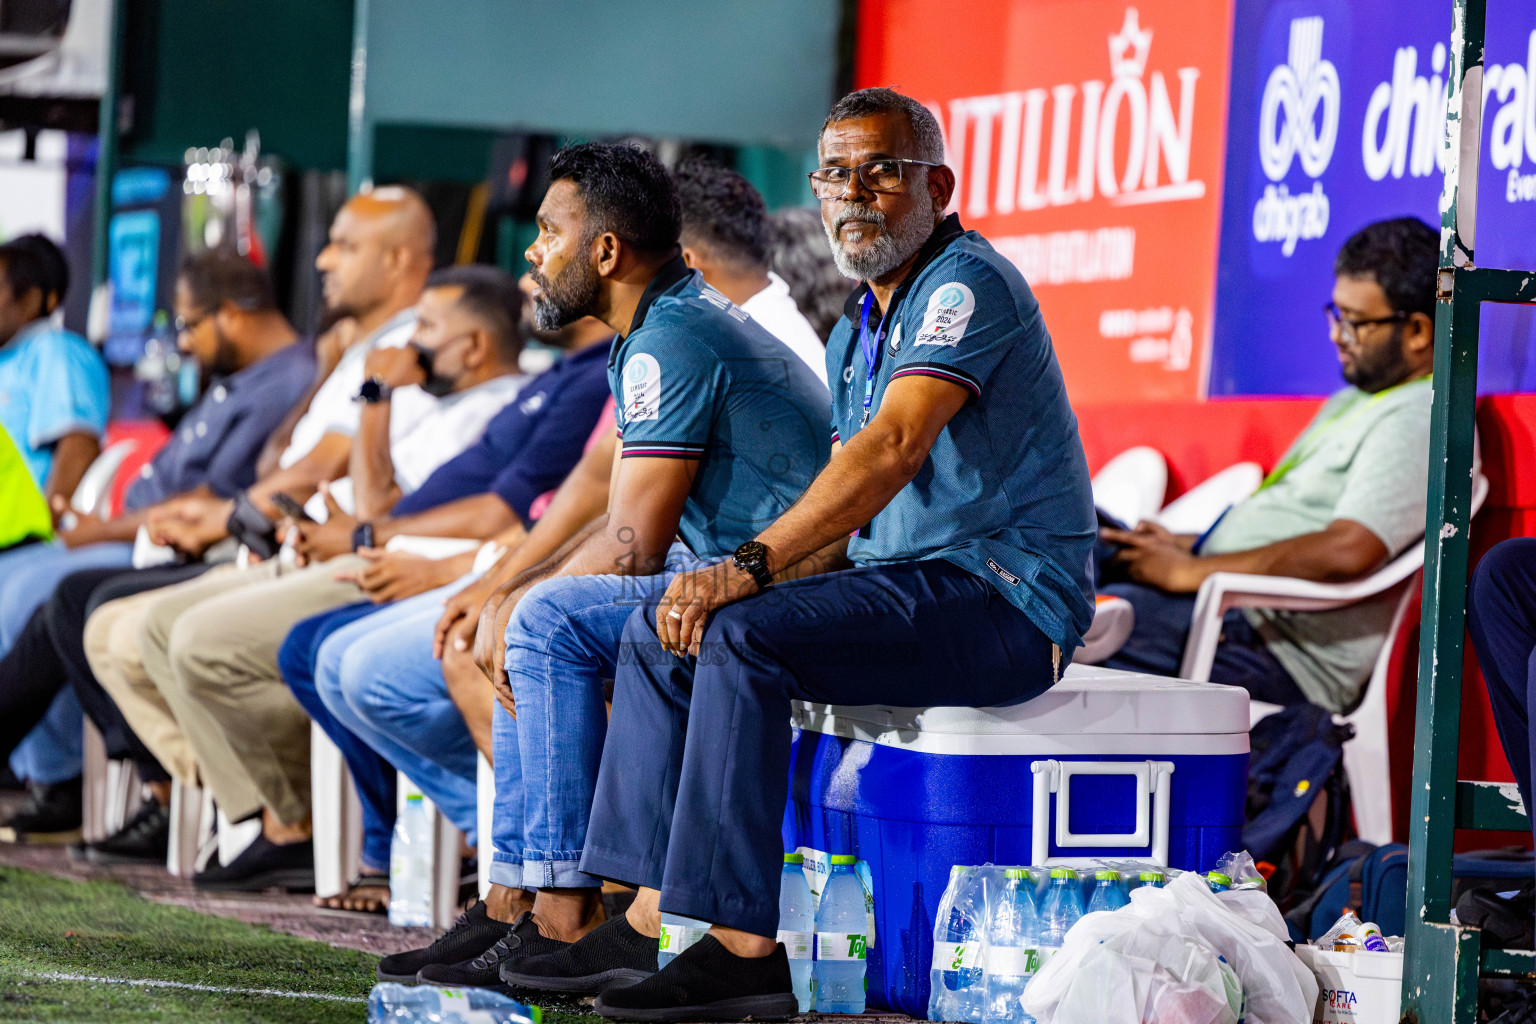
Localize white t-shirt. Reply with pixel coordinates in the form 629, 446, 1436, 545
740, 272, 827, 385
309, 371, 526, 518
279, 311, 423, 469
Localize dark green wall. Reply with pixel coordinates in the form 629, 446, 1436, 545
121, 0, 353, 170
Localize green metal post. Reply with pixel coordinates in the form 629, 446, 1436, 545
346, 0, 373, 195
90, 0, 125, 293
1400, 0, 1486, 1019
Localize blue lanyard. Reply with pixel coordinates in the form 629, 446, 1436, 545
857, 291, 883, 426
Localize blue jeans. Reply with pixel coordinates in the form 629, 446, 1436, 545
279, 601, 398, 871
315, 582, 481, 847
0, 541, 132, 783
494, 544, 705, 892
580, 558, 1061, 936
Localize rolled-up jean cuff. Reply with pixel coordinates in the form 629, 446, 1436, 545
489, 855, 524, 890
522, 854, 603, 890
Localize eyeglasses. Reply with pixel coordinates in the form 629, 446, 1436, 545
1323, 301, 1409, 345
808, 159, 941, 199
173, 311, 212, 336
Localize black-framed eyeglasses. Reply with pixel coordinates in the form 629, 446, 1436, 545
1323, 301, 1409, 344
174, 311, 212, 336
808, 159, 941, 199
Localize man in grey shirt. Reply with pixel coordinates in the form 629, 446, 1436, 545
1099, 218, 1445, 714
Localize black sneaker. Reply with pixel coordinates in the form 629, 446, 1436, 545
376, 901, 513, 984
502, 913, 658, 995
418, 912, 571, 988
84, 798, 171, 865
1456, 882, 1536, 949
594, 935, 797, 1022
0, 776, 82, 845
193, 834, 314, 892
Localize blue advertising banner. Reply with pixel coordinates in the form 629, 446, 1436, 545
1210, 0, 1536, 396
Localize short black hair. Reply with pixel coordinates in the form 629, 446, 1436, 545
0, 233, 69, 314
178, 248, 277, 314
548, 142, 681, 256
425, 264, 525, 360
823, 87, 945, 163
1334, 217, 1439, 319
674, 158, 770, 271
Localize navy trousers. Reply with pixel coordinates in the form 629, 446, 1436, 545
278, 602, 399, 871
579, 558, 1060, 937
1467, 538, 1536, 890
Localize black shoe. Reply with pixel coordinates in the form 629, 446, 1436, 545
1457, 883, 1536, 949
594, 935, 797, 1022
193, 834, 314, 892
419, 912, 571, 988
0, 776, 82, 845
376, 901, 513, 984
84, 798, 171, 865
502, 913, 658, 995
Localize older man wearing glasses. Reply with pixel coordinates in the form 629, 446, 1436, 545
501, 87, 1096, 1021
1097, 216, 1447, 715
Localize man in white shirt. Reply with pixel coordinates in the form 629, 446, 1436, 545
674, 159, 827, 383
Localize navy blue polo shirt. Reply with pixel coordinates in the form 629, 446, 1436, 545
827, 214, 1095, 651
392, 339, 613, 520
611, 258, 830, 558
125, 339, 317, 509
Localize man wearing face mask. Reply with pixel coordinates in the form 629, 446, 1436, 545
117, 266, 532, 890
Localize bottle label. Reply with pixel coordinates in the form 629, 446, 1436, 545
1036, 945, 1060, 971
817, 932, 868, 961
929, 940, 982, 971
437, 988, 471, 1011
985, 946, 1040, 977
658, 923, 704, 954
777, 929, 814, 959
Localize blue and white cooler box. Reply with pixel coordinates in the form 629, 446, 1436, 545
783, 664, 1250, 1016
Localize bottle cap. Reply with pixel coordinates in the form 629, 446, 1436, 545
783, 853, 804, 865
1139, 871, 1165, 882
830, 854, 857, 865
1206, 871, 1232, 885
1005, 868, 1029, 880
1095, 870, 1120, 881
405, 793, 423, 803
1050, 867, 1078, 880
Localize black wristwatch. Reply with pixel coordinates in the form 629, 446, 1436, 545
732, 540, 773, 590
356, 376, 393, 404
352, 521, 375, 552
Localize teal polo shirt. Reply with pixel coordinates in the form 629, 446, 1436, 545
611, 258, 831, 559
827, 215, 1096, 652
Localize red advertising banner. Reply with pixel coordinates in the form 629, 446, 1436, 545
856, 0, 1235, 403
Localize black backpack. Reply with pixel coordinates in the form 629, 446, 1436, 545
1242, 702, 1356, 911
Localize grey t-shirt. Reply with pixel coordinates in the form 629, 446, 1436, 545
1200, 377, 1442, 712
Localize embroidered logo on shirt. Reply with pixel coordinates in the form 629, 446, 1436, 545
986, 557, 1020, 586
622, 353, 661, 422
915, 282, 975, 347
520, 391, 547, 415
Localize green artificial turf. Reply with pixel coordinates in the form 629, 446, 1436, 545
0, 866, 602, 1024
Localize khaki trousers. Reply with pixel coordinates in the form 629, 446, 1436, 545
84, 578, 217, 786
136, 556, 368, 824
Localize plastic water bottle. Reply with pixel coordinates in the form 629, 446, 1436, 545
1086, 870, 1128, 913
778, 853, 816, 1012
930, 867, 986, 1021
1134, 870, 1166, 889
982, 868, 1038, 1024
388, 793, 433, 928
368, 983, 541, 1024
1037, 868, 1083, 968
815, 855, 868, 1013
657, 913, 709, 969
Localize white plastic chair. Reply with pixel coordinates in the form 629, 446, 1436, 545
1185, 474, 1490, 845
1091, 447, 1168, 529
70, 439, 137, 517
311, 722, 364, 898
1077, 595, 1135, 665
477, 753, 494, 900
1152, 462, 1263, 536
